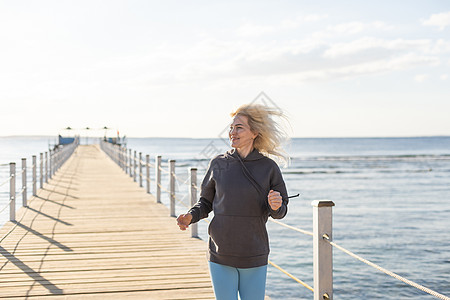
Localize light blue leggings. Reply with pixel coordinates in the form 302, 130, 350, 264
208, 261, 267, 300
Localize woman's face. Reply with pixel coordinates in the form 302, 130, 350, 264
229, 115, 258, 149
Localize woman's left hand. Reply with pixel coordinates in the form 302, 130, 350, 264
268, 190, 282, 210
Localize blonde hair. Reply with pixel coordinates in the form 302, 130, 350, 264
231, 103, 290, 166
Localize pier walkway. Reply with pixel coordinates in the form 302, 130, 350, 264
0, 145, 214, 299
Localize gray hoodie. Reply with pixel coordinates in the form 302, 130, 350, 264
188, 148, 288, 268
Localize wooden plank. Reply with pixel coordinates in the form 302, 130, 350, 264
0, 145, 214, 299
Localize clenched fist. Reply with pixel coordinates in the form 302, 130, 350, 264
268, 190, 282, 210
176, 213, 193, 231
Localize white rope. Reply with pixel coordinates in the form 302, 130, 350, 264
269, 219, 313, 236
174, 193, 189, 208
324, 237, 450, 300
158, 166, 170, 174
173, 173, 190, 187
268, 259, 314, 292
0, 176, 13, 188
0, 198, 14, 214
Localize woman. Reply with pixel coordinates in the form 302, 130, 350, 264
177, 103, 289, 300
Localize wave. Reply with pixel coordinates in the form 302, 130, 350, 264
290, 154, 450, 162
282, 168, 442, 175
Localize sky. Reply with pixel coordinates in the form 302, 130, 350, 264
0, 0, 449, 138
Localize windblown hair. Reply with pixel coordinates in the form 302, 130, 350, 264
231, 103, 290, 166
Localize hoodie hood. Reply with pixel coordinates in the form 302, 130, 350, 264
226, 148, 266, 161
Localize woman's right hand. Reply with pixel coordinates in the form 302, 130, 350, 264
176, 213, 193, 231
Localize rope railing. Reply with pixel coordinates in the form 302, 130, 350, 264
0, 198, 14, 215
323, 235, 450, 300
99, 140, 449, 300
268, 259, 314, 292
0, 176, 12, 188
0, 137, 79, 228
269, 219, 313, 236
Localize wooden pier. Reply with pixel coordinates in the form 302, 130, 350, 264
0, 145, 214, 299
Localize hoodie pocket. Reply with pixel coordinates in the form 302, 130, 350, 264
208, 214, 269, 257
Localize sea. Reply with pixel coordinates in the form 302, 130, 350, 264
1, 136, 449, 299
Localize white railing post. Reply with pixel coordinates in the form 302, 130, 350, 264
169, 160, 176, 217
39, 153, 43, 188
312, 200, 335, 300
190, 168, 198, 238
156, 155, 161, 203
53, 149, 58, 173
133, 151, 137, 182
117, 145, 122, 168
146, 154, 150, 194
32, 155, 37, 196
117, 146, 121, 167
139, 152, 143, 187
44, 151, 48, 183
124, 147, 127, 171
128, 149, 132, 177
22, 158, 27, 207
125, 148, 129, 174
10, 162, 16, 222
48, 150, 52, 179
121, 147, 126, 171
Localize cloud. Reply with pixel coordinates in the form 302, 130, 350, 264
422, 11, 450, 30
441, 74, 448, 80
117, 35, 441, 89
312, 21, 394, 39
323, 37, 432, 58
236, 14, 328, 37
236, 23, 276, 37
282, 14, 329, 27
414, 74, 428, 82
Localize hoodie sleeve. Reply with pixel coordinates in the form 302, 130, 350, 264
188, 159, 215, 224
269, 163, 289, 219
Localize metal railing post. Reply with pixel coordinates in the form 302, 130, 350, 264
117, 146, 121, 167
146, 154, 150, 194
133, 151, 137, 182
139, 152, 143, 187
44, 151, 48, 183
22, 158, 27, 207
156, 155, 161, 203
10, 162, 16, 222
121, 147, 125, 170
53, 148, 57, 176
125, 148, 129, 174
169, 160, 176, 217
117, 146, 120, 168
124, 147, 127, 171
312, 200, 335, 300
39, 153, 43, 188
32, 155, 37, 196
48, 150, 52, 179
190, 168, 198, 238
128, 149, 132, 177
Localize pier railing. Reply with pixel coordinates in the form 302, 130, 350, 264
100, 140, 450, 300
0, 137, 79, 230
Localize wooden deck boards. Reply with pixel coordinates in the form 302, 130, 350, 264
0, 145, 214, 299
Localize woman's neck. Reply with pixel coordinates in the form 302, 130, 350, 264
236, 146, 254, 159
